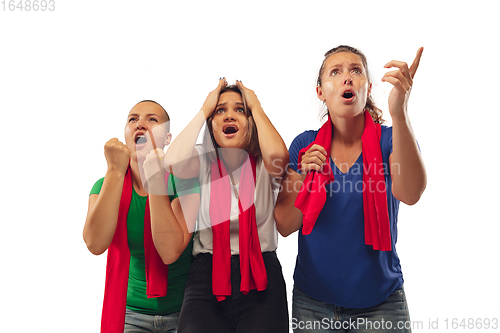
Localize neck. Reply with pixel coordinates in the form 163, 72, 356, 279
218, 148, 248, 184
330, 111, 365, 146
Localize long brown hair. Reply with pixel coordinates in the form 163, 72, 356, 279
317, 45, 384, 124
202, 85, 261, 162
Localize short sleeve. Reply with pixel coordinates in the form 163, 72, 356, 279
380, 125, 394, 159
168, 174, 200, 200
288, 130, 317, 173
89, 178, 105, 195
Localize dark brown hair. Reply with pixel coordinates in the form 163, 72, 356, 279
202, 85, 261, 162
317, 45, 384, 124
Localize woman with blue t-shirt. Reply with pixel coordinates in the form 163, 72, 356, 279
274, 45, 426, 332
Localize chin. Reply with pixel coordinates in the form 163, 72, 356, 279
133, 147, 151, 160
330, 109, 364, 121
219, 143, 245, 151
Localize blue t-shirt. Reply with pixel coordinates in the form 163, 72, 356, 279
288, 125, 403, 308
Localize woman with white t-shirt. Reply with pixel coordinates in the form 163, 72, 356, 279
165, 78, 289, 333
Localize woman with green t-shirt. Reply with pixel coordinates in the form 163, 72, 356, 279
83, 100, 200, 333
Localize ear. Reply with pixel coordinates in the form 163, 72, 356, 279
163, 133, 172, 146
367, 82, 372, 98
316, 85, 326, 101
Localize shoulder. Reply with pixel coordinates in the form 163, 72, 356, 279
255, 158, 280, 192
89, 177, 105, 195
380, 124, 392, 137
379, 124, 393, 156
290, 130, 319, 150
289, 130, 318, 157
288, 130, 318, 171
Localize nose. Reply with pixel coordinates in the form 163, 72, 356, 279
344, 76, 352, 85
136, 118, 148, 130
224, 110, 236, 121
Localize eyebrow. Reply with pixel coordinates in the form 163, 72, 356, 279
216, 102, 245, 107
328, 62, 363, 69
128, 113, 160, 118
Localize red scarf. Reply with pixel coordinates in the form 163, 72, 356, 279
209, 155, 268, 302
101, 167, 169, 333
295, 111, 392, 251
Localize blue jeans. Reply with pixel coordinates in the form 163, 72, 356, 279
292, 285, 411, 332
124, 308, 179, 333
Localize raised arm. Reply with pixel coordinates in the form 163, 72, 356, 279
165, 78, 228, 179
143, 149, 200, 264
83, 138, 131, 255
382, 47, 427, 205
236, 81, 289, 179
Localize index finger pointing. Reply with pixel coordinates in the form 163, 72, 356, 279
148, 128, 158, 151
409, 47, 424, 78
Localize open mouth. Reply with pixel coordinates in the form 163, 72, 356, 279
342, 91, 354, 99
223, 124, 239, 135
135, 134, 148, 145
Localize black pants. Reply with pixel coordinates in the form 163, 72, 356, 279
178, 251, 289, 333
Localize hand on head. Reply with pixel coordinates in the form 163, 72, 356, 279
235, 80, 261, 111
202, 78, 263, 119
202, 78, 228, 118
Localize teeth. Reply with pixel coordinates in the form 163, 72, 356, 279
135, 135, 147, 144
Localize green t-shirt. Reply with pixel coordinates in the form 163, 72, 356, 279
90, 174, 200, 315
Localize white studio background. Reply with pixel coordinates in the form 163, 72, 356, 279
1, 1, 499, 332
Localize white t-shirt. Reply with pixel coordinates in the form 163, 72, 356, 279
192, 145, 279, 256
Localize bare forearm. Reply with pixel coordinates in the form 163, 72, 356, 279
274, 197, 303, 237
391, 114, 427, 205
83, 170, 125, 255
165, 110, 205, 178
149, 194, 186, 265
274, 169, 303, 236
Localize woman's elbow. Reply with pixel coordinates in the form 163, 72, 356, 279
392, 174, 427, 206
159, 250, 182, 265
85, 240, 107, 256
277, 227, 295, 238
161, 256, 178, 266
399, 195, 421, 206
274, 212, 299, 237
272, 151, 289, 168
394, 185, 426, 206
265, 149, 288, 165
156, 240, 187, 265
